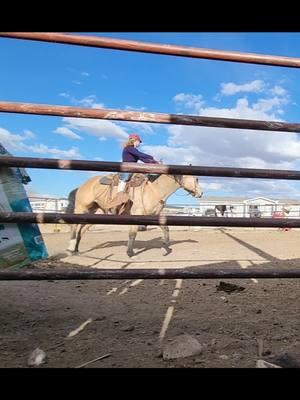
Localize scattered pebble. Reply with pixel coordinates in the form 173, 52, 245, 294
27, 348, 46, 367
163, 334, 203, 360
121, 325, 135, 332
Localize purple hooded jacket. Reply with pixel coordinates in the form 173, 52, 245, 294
122, 146, 157, 163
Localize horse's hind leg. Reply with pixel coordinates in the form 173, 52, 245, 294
68, 222, 91, 253
73, 207, 104, 253
74, 224, 86, 253
67, 204, 91, 253
67, 223, 79, 253
127, 225, 138, 257
160, 225, 172, 256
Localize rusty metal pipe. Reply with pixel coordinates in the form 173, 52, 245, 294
0, 268, 299, 280
0, 101, 300, 133
1, 32, 300, 68
0, 212, 299, 228
0, 156, 300, 180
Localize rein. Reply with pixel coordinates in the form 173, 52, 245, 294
173, 175, 198, 197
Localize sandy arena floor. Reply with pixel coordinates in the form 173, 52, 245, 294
0, 226, 299, 368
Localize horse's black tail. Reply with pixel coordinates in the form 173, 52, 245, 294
65, 188, 78, 213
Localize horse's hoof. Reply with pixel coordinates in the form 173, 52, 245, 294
66, 250, 78, 256
127, 251, 134, 258
138, 225, 147, 231
162, 247, 172, 256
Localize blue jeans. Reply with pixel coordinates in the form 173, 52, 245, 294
120, 172, 132, 182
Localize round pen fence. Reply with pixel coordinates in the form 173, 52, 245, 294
1, 32, 300, 280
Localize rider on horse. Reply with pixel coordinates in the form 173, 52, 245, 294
117, 133, 159, 193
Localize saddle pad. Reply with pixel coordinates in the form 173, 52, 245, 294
99, 174, 119, 186
99, 176, 112, 185
99, 173, 159, 187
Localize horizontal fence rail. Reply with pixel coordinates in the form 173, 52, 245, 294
1, 101, 300, 134
0, 212, 299, 228
1, 268, 300, 280
1, 32, 300, 69
1, 156, 300, 180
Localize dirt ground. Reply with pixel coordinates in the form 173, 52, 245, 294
0, 225, 299, 368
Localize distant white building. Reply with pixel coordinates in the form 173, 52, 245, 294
29, 197, 68, 213
165, 197, 300, 218
29, 195, 300, 218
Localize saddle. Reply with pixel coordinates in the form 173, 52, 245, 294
99, 173, 157, 188
101, 173, 161, 215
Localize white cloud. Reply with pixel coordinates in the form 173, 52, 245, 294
173, 93, 205, 112
62, 117, 128, 140
168, 91, 299, 165
81, 72, 90, 77
72, 80, 81, 85
77, 95, 97, 107
22, 144, 82, 158
142, 143, 300, 198
59, 93, 104, 108
0, 127, 82, 158
269, 85, 288, 97
54, 127, 83, 140
0, 127, 32, 152
57, 93, 127, 140
118, 121, 156, 136
144, 87, 298, 170
142, 144, 202, 165
253, 96, 289, 114
59, 92, 77, 104
201, 182, 224, 191
58, 93, 156, 138
23, 129, 36, 139
221, 80, 265, 96
91, 103, 105, 109
156, 85, 300, 197
125, 105, 147, 111
199, 177, 300, 198
196, 97, 285, 121
118, 106, 158, 136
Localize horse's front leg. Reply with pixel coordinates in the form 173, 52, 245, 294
160, 225, 172, 256
67, 223, 85, 254
74, 208, 104, 252
67, 223, 78, 253
67, 205, 98, 254
74, 224, 88, 253
127, 225, 138, 257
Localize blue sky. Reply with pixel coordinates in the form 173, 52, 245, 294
1, 32, 300, 205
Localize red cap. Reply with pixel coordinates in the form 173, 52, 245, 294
129, 133, 142, 142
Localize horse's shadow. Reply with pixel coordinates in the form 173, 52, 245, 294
80, 237, 198, 256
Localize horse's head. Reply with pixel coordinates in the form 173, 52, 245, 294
174, 175, 203, 198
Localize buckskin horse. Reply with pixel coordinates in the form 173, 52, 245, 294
66, 172, 203, 257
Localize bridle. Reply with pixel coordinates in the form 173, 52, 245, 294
173, 175, 199, 197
